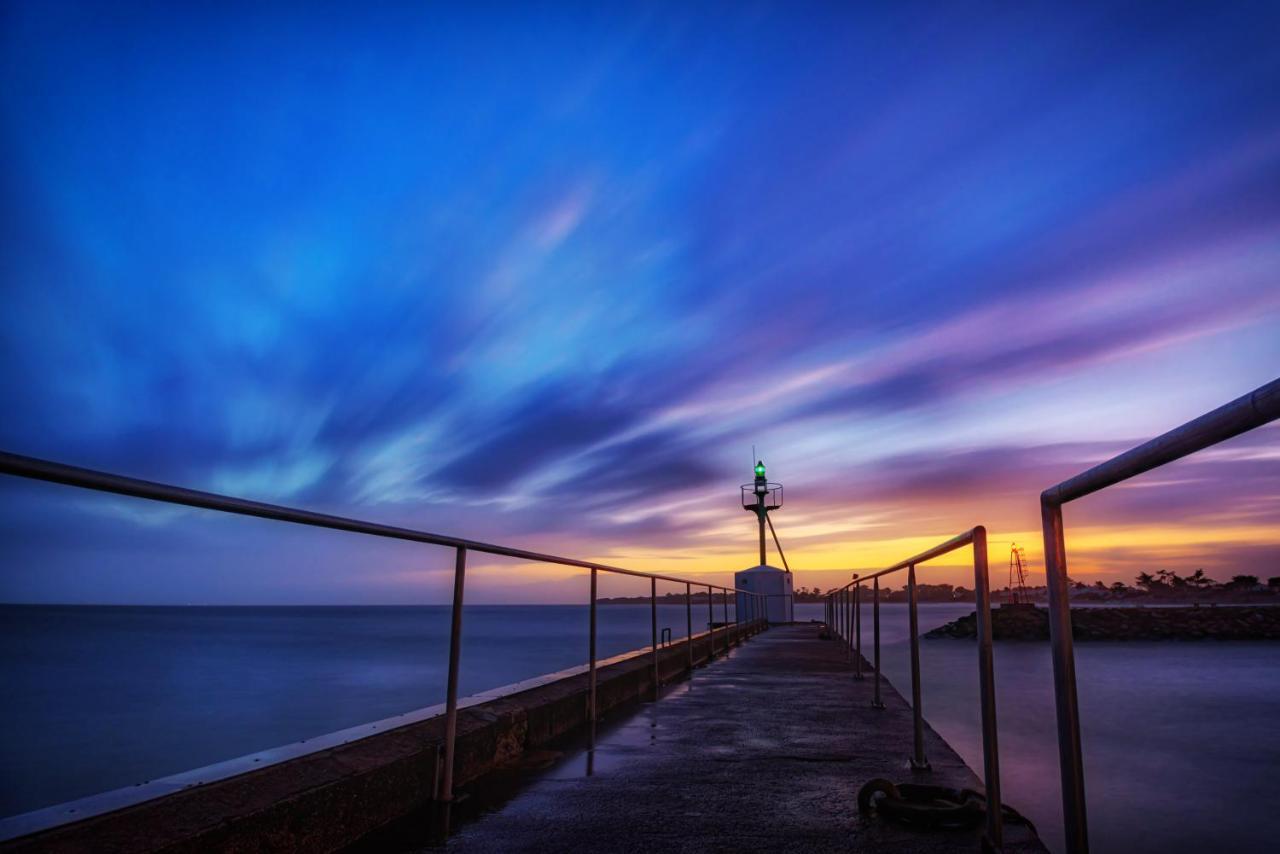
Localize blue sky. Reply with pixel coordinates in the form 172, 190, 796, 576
2, 1, 1278, 603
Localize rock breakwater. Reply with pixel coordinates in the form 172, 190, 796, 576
925, 604, 1280, 641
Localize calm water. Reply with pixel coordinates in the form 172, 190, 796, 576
3, 603, 1279, 853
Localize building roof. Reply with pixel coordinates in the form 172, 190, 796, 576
736, 564, 787, 575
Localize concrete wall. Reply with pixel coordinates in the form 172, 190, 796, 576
1, 622, 764, 854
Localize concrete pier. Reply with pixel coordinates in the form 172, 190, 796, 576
440, 624, 1045, 853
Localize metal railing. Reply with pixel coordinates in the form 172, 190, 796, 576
825, 527, 1003, 849
740, 482, 783, 510
0, 451, 770, 805
1039, 377, 1279, 854
739, 590, 796, 622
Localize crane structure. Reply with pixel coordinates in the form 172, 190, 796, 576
1008, 543, 1031, 604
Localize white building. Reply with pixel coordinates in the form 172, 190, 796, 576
735, 563, 794, 623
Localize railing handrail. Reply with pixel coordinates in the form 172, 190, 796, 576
1, 447, 771, 812
823, 526, 1002, 849
1039, 376, 1280, 854
1043, 378, 1279, 505
822, 527, 983, 595
0, 450, 746, 594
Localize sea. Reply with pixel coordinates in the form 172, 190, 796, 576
2, 602, 1278, 853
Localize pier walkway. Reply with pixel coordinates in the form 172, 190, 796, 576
440, 624, 1045, 853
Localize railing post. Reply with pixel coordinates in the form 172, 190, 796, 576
708, 585, 715, 659
854, 580, 863, 679
846, 588, 852, 653
872, 577, 884, 709
846, 588, 853, 658
838, 590, 844, 643
971, 527, 1003, 849
685, 582, 693, 669
650, 577, 659, 699
589, 567, 598, 748
1043, 498, 1089, 853
908, 563, 929, 770
722, 590, 729, 645
441, 546, 467, 801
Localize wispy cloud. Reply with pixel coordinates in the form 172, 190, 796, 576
1, 2, 1278, 602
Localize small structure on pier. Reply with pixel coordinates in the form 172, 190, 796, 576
736, 460, 794, 622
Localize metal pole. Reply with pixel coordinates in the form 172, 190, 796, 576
651, 577, 659, 699
846, 588, 853, 658
854, 581, 863, 679
441, 546, 467, 801
708, 585, 715, 659
872, 578, 884, 709
722, 590, 729, 646
589, 567, 598, 748
1043, 499, 1088, 853
839, 589, 845, 645
758, 507, 767, 566
971, 527, 1003, 848
908, 564, 929, 770
685, 582, 693, 669
845, 588, 852, 653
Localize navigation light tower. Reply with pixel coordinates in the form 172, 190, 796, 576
736, 460, 793, 623
742, 460, 783, 566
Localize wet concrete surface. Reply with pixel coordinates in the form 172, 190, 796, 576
432, 624, 1046, 853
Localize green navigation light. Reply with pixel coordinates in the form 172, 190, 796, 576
754, 461, 766, 478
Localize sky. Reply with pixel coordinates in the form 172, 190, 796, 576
1, 1, 1277, 604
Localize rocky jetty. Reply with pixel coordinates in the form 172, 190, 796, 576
925, 604, 1280, 641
